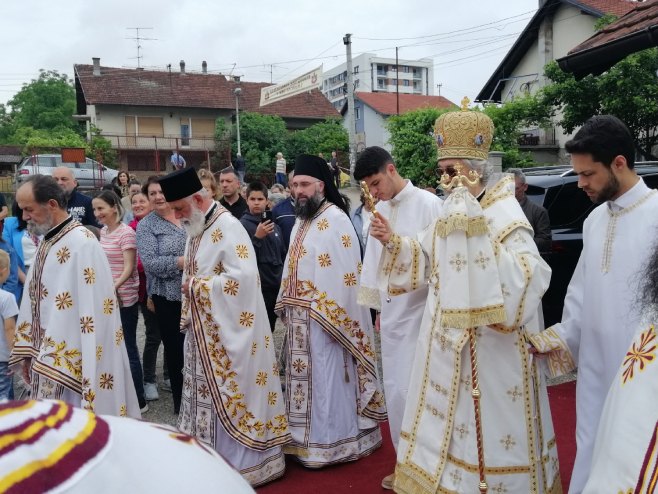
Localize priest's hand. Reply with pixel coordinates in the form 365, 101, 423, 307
369, 213, 392, 245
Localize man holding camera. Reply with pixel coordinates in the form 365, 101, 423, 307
240, 181, 287, 331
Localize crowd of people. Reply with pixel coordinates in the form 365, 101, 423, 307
0, 108, 656, 494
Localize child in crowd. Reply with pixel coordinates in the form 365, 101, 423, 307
0, 250, 18, 400
239, 182, 287, 331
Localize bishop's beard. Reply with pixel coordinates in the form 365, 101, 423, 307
180, 205, 206, 237
294, 192, 323, 220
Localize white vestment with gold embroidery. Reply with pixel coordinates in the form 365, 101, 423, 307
528, 179, 658, 494
10, 219, 140, 418
177, 203, 290, 487
358, 180, 442, 452
583, 320, 658, 493
276, 201, 386, 467
383, 177, 560, 494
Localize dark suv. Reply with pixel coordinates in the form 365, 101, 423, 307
524, 163, 658, 326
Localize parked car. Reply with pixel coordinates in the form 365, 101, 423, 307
16, 154, 118, 190
524, 163, 658, 326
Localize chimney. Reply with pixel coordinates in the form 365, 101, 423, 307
202, 61, 207, 74
180, 60, 186, 74
92, 57, 101, 76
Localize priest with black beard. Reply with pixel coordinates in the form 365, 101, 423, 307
275, 154, 386, 468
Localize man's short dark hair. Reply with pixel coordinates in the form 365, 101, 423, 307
354, 146, 395, 181
219, 166, 239, 179
246, 181, 268, 198
565, 115, 635, 169
25, 175, 66, 209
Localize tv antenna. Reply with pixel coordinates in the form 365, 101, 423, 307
126, 27, 157, 68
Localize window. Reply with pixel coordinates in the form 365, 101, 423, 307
403, 66, 410, 73
403, 80, 410, 87
354, 65, 359, 74
355, 79, 360, 88
390, 65, 397, 72
181, 124, 190, 146
355, 107, 361, 120
377, 78, 385, 89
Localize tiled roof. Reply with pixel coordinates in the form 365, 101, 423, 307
574, 0, 640, 16
74, 64, 338, 120
355, 92, 456, 116
558, 0, 658, 77
569, 0, 658, 53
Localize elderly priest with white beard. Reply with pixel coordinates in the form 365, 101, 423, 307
158, 167, 290, 487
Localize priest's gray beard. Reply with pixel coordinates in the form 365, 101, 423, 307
27, 212, 54, 236
294, 192, 323, 220
181, 204, 206, 237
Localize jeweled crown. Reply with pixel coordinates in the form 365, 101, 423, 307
434, 97, 494, 161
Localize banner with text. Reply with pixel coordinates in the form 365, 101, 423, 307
259, 66, 323, 107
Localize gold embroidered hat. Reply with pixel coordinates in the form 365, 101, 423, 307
434, 97, 494, 161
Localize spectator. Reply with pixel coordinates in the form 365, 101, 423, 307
350, 191, 376, 252
115, 171, 131, 198
198, 169, 220, 200
218, 168, 247, 218
239, 182, 287, 331
129, 191, 168, 402
275, 152, 287, 186
0, 192, 8, 221
272, 189, 295, 247
234, 153, 246, 184
121, 179, 142, 224
136, 176, 187, 414
92, 190, 147, 413
270, 183, 285, 195
0, 221, 23, 304
2, 201, 37, 283
268, 191, 286, 208
330, 150, 341, 189
0, 250, 18, 401
170, 150, 186, 170
52, 166, 101, 228
509, 168, 552, 253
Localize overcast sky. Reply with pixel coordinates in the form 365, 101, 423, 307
1, 0, 538, 107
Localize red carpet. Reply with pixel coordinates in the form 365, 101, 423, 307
259, 381, 576, 493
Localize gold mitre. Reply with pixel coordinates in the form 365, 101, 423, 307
434, 97, 494, 161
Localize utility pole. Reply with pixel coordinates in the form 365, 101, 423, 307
343, 33, 357, 184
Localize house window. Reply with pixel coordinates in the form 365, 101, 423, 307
181, 124, 190, 146
377, 78, 385, 89
355, 107, 361, 120
390, 65, 397, 72
403, 66, 410, 73
403, 80, 410, 86
355, 79, 360, 88
354, 65, 359, 74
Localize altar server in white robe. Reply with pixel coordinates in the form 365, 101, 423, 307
159, 167, 290, 487
354, 146, 442, 490
0, 399, 255, 494
11, 175, 140, 418
529, 115, 658, 494
276, 154, 387, 468
370, 100, 560, 494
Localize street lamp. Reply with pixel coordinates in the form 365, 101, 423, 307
234, 87, 242, 156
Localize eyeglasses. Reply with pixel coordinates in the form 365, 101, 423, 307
290, 180, 321, 189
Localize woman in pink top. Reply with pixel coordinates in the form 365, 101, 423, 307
92, 190, 147, 412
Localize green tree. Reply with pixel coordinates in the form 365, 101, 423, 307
286, 119, 348, 165
540, 48, 658, 159
386, 107, 449, 187
483, 96, 553, 168
2, 70, 77, 138
224, 112, 288, 178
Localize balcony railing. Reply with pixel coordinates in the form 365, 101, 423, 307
102, 134, 216, 151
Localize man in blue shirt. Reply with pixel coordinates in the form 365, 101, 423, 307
52, 167, 100, 228
170, 151, 186, 170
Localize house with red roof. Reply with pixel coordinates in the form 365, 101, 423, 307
341, 92, 456, 151
74, 59, 338, 172
475, 0, 641, 163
